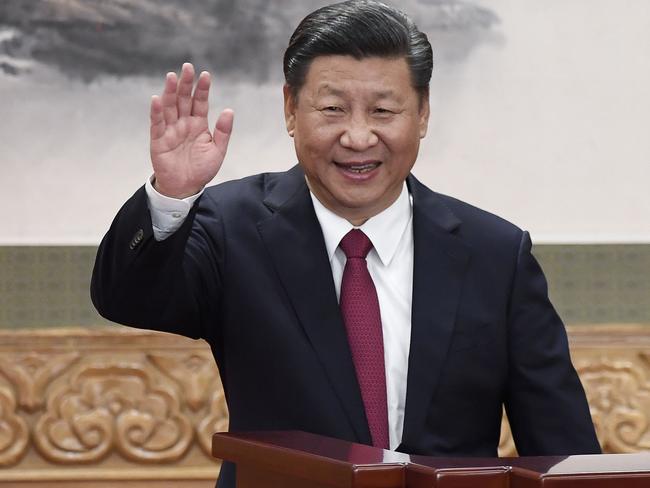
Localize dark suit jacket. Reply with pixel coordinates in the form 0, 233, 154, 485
91, 165, 600, 487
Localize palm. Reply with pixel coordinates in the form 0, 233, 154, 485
152, 115, 220, 188
150, 64, 234, 198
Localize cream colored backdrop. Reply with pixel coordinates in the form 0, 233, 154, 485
1, 0, 648, 245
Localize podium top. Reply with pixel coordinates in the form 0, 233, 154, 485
213, 430, 650, 487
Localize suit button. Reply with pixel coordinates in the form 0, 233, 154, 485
129, 229, 144, 249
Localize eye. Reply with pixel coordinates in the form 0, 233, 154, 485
373, 107, 393, 116
322, 106, 343, 113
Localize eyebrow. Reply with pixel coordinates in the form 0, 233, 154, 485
316, 84, 399, 100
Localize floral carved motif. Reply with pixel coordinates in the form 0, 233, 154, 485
577, 358, 650, 453
148, 352, 218, 412
0, 352, 79, 412
640, 352, 650, 371
197, 389, 229, 456
0, 386, 29, 466
34, 363, 193, 464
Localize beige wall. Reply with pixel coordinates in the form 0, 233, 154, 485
422, 0, 650, 243
1, 0, 649, 245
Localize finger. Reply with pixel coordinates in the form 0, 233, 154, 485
150, 95, 166, 141
191, 71, 211, 118
161, 71, 179, 125
212, 108, 234, 159
177, 62, 195, 118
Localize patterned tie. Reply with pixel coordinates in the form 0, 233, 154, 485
339, 229, 389, 449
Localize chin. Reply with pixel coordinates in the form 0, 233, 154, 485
335, 198, 382, 219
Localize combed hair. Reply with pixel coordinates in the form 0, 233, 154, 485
283, 0, 433, 98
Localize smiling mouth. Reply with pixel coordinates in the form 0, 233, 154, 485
334, 161, 381, 174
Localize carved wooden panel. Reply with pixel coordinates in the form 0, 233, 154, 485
34, 364, 193, 464
0, 328, 224, 486
0, 324, 649, 484
0, 385, 29, 466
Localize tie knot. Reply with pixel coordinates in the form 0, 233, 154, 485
340, 229, 373, 259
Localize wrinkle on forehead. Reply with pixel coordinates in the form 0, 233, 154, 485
298, 56, 419, 107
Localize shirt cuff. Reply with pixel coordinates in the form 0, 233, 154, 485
145, 176, 204, 241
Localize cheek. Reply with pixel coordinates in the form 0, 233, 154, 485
393, 120, 422, 146
295, 139, 334, 177
303, 130, 338, 158
381, 133, 421, 170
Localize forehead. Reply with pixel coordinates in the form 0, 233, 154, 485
300, 55, 414, 99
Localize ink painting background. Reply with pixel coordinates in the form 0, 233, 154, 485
1, 0, 649, 244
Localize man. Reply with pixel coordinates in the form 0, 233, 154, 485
91, 1, 600, 487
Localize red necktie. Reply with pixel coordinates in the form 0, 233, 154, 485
339, 229, 389, 449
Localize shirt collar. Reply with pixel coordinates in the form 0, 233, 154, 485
309, 182, 412, 266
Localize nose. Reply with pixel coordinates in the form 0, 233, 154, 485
339, 116, 379, 151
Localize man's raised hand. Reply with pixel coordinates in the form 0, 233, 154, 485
150, 63, 234, 199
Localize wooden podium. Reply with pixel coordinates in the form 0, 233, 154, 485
213, 431, 650, 487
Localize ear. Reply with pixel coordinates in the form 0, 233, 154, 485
283, 84, 296, 137
418, 92, 430, 139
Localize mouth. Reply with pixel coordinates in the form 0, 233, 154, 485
334, 161, 382, 174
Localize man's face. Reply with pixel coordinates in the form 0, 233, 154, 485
284, 55, 430, 225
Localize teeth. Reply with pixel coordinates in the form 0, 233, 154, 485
342, 162, 378, 173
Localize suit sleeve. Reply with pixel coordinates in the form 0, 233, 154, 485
90, 186, 223, 340
504, 231, 601, 455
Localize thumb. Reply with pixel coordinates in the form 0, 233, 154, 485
212, 109, 234, 156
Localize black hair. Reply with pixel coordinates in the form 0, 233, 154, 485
283, 0, 432, 99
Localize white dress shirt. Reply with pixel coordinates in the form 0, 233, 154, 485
145, 177, 414, 449
309, 183, 413, 449
145, 177, 202, 240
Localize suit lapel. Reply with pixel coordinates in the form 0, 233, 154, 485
256, 166, 371, 444
399, 176, 471, 451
